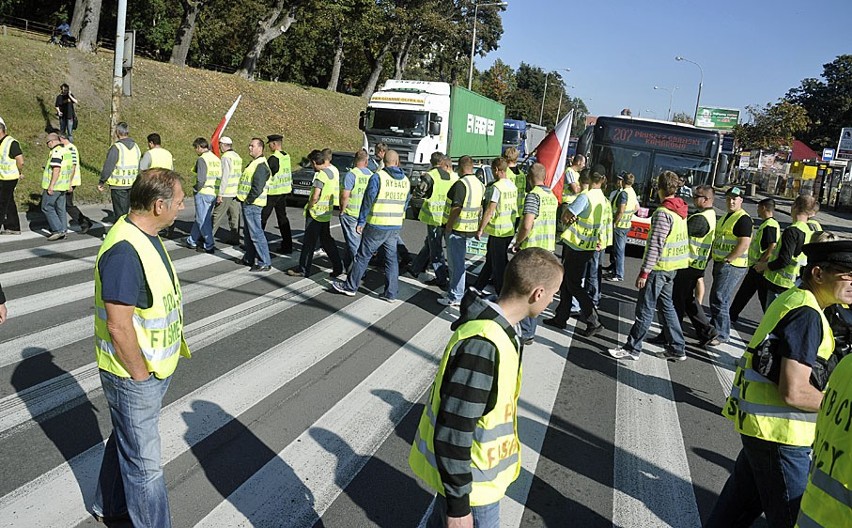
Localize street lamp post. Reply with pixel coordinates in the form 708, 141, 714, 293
675, 55, 704, 123
653, 85, 677, 121
556, 83, 574, 123
539, 68, 569, 125
468, 1, 508, 90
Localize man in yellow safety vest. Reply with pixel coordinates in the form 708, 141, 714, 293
41, 132, 72, 240
98, 121, 141, 221
0, 117, 26, 235
182, 137, 221, 253
211, 136, 242, 245
260, 133, 294, 254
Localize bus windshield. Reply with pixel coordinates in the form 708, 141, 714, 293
366, 108, 427, 137
503, 129, 522, 146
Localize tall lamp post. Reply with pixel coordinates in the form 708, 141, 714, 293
556, 83, 575, 123
675, 55, 703, 123
468, 1, 508, 90
653, 85, 677, 121
540, 68, 569, 125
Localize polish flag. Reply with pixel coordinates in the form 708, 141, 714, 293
533, 109, 574, 203
211, 95, 242, 156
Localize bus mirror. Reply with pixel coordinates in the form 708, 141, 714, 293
358, 111, 366, 131
715, 155, 729, 186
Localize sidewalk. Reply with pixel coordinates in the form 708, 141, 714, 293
743, 188, 852, 236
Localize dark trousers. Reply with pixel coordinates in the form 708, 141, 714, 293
0, 179, 20, 231
729, 267, 769, 323
661, 266, 715, 341
298, 217, 343, 276
65, 190, 90, 224
260, 194, 292, 252
110, 188, 130, 220
553, 246, 599, 327
474, 235, 512, 293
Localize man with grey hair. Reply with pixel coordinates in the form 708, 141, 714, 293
211, 136, 242, 245
0, 118, 25, 234
98, 122, 141, 221
41, 132, 71, 240
91, 168, 188, 527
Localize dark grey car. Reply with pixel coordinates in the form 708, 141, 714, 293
289, 151, 356, 205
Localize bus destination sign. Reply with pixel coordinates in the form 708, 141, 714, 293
604, 126, 712, 157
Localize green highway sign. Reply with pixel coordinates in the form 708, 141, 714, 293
694, 106, 740, 131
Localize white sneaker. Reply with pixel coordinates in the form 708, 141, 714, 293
331, 280, 356, 296
437, 297, 460, 307
608, 347, 640, 360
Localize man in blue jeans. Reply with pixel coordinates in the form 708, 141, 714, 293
707, 186, 752, 346
605, 172, 639, 282
332, 150, 409, 300
338, 148, 372, 271
183, 138, 220, 253
237, 138, 272, 272
41, 132, 71, 240
91, 168, 189, 527
707, 238, 852, 527
608, 171, 689, 361
410, 153, 455, 287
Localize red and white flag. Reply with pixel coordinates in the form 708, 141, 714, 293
533, 109, 573, 203
211, 95, 242, 156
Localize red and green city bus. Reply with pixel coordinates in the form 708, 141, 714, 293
575, 116, 725, 244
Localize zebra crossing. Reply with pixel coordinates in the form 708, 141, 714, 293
0, 215, 758, 527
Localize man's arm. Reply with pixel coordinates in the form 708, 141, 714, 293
245, 163, 269, 204
194, 157, 207, 193
445, 207, 462, 235
513, 213, 535, 249
339, 171, 356, 214
104, 302, 150, 381
727, 236, 752, 262
778, 359, 823, 412
477, 202, 498, 239
637, 209, 672, 288
99, 145, 119, 188
138, 151, 152, 171
357, 173, 380, 227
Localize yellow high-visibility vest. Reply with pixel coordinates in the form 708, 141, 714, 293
612, 186, 639, 230
688, 208, 717, 271
419, 168, 458, 226
711, 209, 750, 267
343, 167, 373, 217
764, 222, 813, 289
220, 150, 243, 197
106, 142, 141, 187
0, 136, 21, 180
483, 178, 518, 237
560, 188, 607, 251
147, 147, 174, 170
65, 143, 82, 187
196, 151, 222, 196
237, 156, 270, 207
747, 217, 780, 267
645, 207, 689, 271
94, 216, 191, 379
450, 175, 485, 233
41, 145, 72, 191
305, 166, 338, 222
409, 319, 522, 507
366, 169, 409, 227
520, 186, 557, 251
509, 166, 527, 212
267, 150, 293, 196
562, 167, 581, 204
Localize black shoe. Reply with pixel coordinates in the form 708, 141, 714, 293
198, 246, 215, 254
80, 219, 93, 234
647, 334, 668, 345
523, 336, 535, 346
278, 246, 293, 255
250, 265, 271, 272
698, 331, 720, 347
542, 318, 567, 330
235, 258, 252, 266
581, 323, 604, 337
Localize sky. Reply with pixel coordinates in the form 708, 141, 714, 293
479, 0, 851, 122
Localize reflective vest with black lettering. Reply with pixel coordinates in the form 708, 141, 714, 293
418, 168, 458, 226
645, 207, 689, 271
366, 169, 409, 227
520, 186, 557, 251
106, 142, 141, 187
722, 287, 833, 446
237, 156, 270, 207
562, 167, 581, 205
711, 209, 750, 267
508, 166, 527, 212
41, 145, 72, 191
796, 354, 852, 527
688, 208, 717, 271
612, 186, 639, 230
305, 167, 338, 222
747, 217, 780, 267
94, 217, 191, 379
408, 319, 522, 507
345, 167, 374, 217
268, 150, 293, 196
561, 188, 607, 251
220, 150, 243, 197
764, 222, 813, 289
483, 178, 518, 237
197, 151, 222, 196
65, 143, 82, 187
450, 175, 485, 233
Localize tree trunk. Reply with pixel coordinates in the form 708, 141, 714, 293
326, 33, 344, 91
236, 4, 298, 80
361, 41, 391, 98
70, 0, 87, 38
76, 0, 102, 52
170, 0, 205, 66
392, 36, 413, 80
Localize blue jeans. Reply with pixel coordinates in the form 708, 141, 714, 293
93, 371, 172, 527
445, 232, 469, 303
612, 227, 629, 279
60, 116, 74, 142
520, 316, 538, 340
344, 225, 400, 299
586, 249, 603, 306
709, 261, 748, 342
412, 224, 449, 284
242, 203, 271, 266
426, 494, 500, 528
705, 434, 811, 528
41, 189, 67, 233
625, 269, 684, 355
188, 193, 216, 250
339, 213, 361, 271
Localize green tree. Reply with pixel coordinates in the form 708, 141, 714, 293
672, 111, 692, 124
733, 100, 810, 150
786, 54, 852, 150
479, 59, 515, 104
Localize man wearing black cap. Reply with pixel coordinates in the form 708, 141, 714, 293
707, 186, 752, 346
708, 235, 852, 527
261, 134, 293, 254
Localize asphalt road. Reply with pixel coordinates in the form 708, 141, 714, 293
2, 192, 836, 527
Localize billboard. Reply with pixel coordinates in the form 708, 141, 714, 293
694, 106, 740, 131
837, 128, 852, 161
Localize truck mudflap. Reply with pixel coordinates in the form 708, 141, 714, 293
627, 216, 651, 246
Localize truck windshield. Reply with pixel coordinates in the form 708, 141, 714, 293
503, 129, 522, 145
366, 108, 427, 137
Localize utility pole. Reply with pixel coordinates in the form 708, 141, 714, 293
110, 0, 128, 141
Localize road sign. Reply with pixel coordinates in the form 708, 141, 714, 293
823, 148, 835, 162
838, 127, 852, 161
694, 106, 740, 130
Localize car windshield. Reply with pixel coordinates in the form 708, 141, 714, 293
366, 108, 427, 137
332, 153, 355, 174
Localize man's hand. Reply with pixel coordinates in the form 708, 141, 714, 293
754, 261, 768, 273
0, 303, 7, 324
47, 186, 54, 196
447, 514, 473, 528
636, 275, 647, 289
216, 196, 222, 205
356, 225, 364, 234
475, 229, 483, 240
97, 184, 105, 192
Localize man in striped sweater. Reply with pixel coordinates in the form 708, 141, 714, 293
410, 248, 563, 527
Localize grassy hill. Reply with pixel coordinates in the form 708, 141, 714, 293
0, 32, 365, 207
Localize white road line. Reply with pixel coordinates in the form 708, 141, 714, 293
0, 230, 43, 244
0, 236, 103, 262
196, 304, 454, 527
0, 282, 422, 528
611, 319, 701, 528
